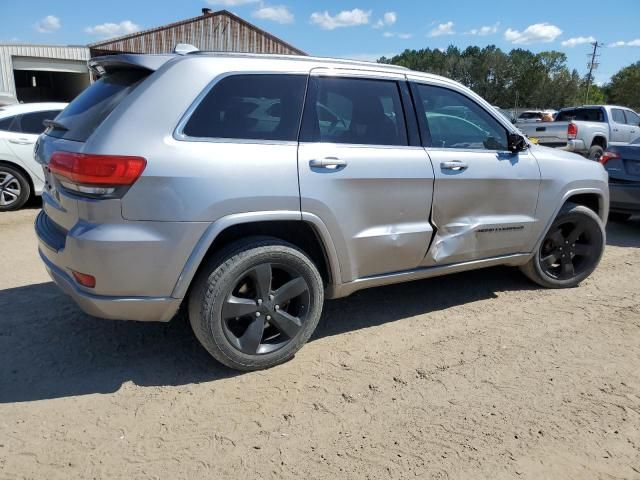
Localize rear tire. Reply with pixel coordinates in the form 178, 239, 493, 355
608, 212, 632, 223
188, 237, 324, 371
520, 203, 605, 288
587, 145, 604, 161
0, 165, 30, 211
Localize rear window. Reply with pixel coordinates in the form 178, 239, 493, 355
519, 112, 542, 119
182, 74, 306, 141
556, 108, 604, 122
48, 69, 149, 142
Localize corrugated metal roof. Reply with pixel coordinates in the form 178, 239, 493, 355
89, 9, 305, 56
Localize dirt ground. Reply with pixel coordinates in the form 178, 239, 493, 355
0, 206, 639, 480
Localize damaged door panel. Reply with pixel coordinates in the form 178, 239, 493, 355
408, 81, 541, 266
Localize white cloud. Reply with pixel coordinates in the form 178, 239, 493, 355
34, 15, 61, 33
561, 36, 595, 47
383, 31, 412, 39
428, 21, 455, 37
310, 9, 371, 30
504, 23, 562, 44
85, 20, 140, 38
467, 22, 500, 36
206, 0, 259, 5
609, 39, 640, 47
253, 5, 294, 24
374, 11, 397, 28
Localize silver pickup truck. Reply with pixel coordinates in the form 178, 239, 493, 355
519, 105, 640, 160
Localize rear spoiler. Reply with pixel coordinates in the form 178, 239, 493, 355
88, 54, 176, 77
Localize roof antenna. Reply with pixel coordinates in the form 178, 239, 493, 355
174, 43, 199, 55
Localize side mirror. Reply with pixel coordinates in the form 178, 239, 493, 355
508, 133, 527, 153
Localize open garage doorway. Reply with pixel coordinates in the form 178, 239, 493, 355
12, 56, 90, 103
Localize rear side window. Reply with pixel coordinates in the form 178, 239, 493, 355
612, 109, 626, 124
0, 115, 17, 132
182, 74, 306, 141
300, 77, 408, 146
556, 108, 604, 122
17, 110, 61, 134
49, 69, 149, 142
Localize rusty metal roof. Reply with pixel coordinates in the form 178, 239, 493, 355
88, 9, 305, 56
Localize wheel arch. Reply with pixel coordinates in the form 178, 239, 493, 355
171, 211, 342, 300
533, 187, 607, 252
590, 135, 607, 149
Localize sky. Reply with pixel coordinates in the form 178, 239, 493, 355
2, 0, 640, 84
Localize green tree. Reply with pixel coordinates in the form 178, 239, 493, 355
379, 46, 585, 109
605, 62, 640, 109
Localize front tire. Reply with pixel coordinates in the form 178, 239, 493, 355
0, 165, 30, 211
521, 203, 605, 288
188, 237, 324, 371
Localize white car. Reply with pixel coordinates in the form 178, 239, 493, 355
0, 102, 67, 210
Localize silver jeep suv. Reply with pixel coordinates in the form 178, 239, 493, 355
35, 50, 609, 370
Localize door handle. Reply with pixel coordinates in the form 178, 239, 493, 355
440, 160, 468, 171
309, 157, 347, 169
9, 138, 34, 145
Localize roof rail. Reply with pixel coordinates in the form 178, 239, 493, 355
190, 51, 409, 71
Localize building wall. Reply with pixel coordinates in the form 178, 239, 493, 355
0, 45, 90, 99
89, 11, 305, 57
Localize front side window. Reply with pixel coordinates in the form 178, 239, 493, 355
18, 110, 61, 135
183, 74, 306, 141
612, 108, 626, 124
300, 76, 408, 146
415, 84, 508, 151
624, 110, 640, 126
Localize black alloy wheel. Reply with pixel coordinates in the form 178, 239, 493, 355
538, 211, 602, 281
221, 263, 310, 355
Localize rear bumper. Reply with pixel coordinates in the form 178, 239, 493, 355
566, 139, 586, 154
609, 182, 640, 213
34, 209, 205, 322
39, 249, 181, 321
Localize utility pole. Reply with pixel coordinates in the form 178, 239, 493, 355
585, 41, 604, 104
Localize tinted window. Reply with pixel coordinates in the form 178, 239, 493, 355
556, 108, 604, 122
17, 110, 61, 134
183, 74, 306, 141
0, 115, 17, 132
624, 110, 640, 126
300, 77, 407, 146
415, 84, 508, 150
50, 69, 150, 142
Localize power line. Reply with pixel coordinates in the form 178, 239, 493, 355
585, 41, 604, 104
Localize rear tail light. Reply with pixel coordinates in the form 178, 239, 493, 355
567, 123, 578, 140
599, 151, 620, 165
49, 152, 146, 197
